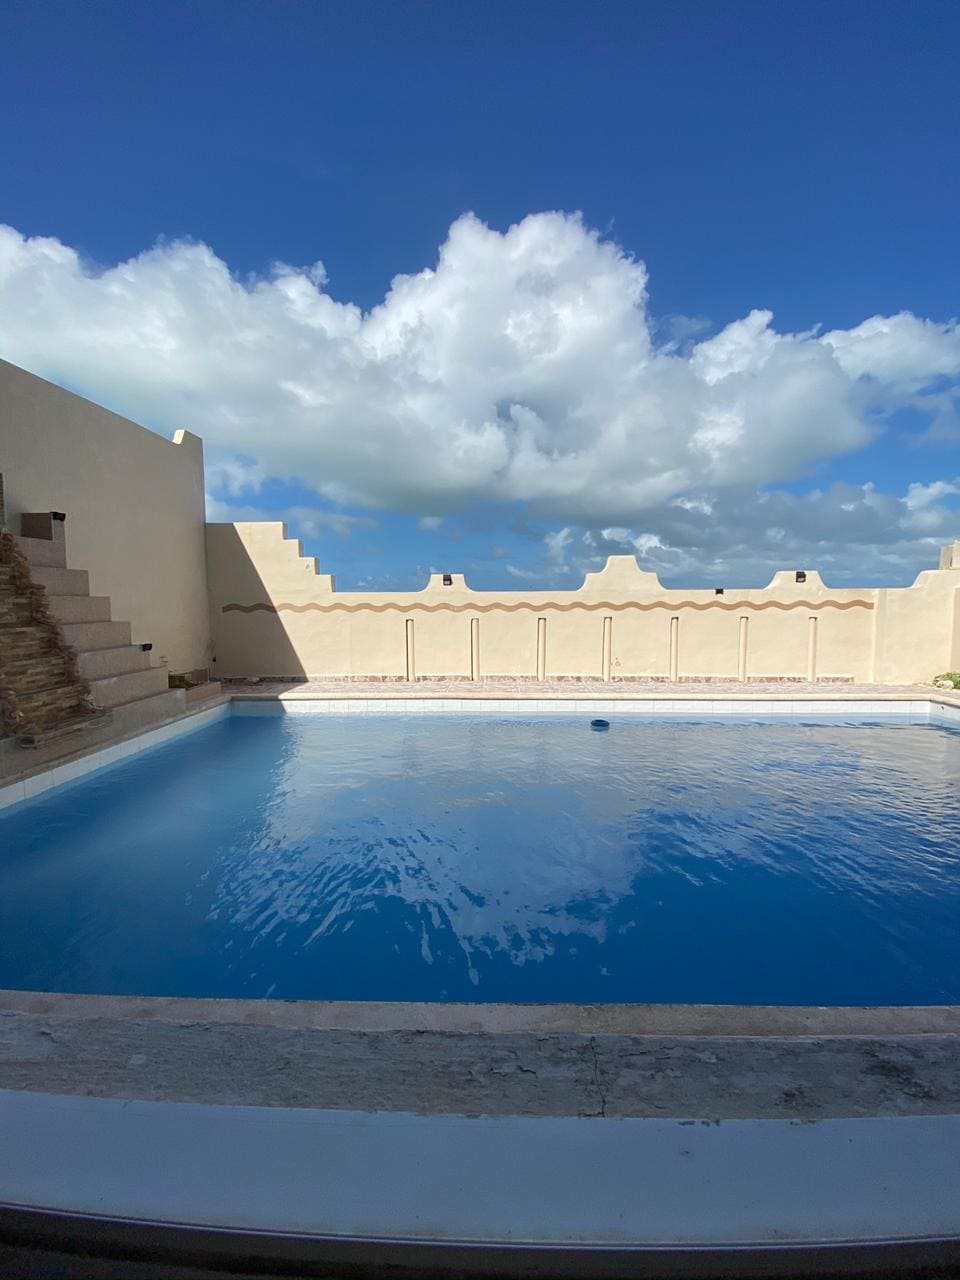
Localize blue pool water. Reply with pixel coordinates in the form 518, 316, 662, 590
1, 713, 959, 1005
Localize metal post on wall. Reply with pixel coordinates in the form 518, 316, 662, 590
601, 616, 612, 682
536, 617, 546, 682
807, 616, 818, 683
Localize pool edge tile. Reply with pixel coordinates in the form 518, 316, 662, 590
0, 779, 26, 810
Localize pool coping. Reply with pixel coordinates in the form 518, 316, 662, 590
2, 987, 960, 1037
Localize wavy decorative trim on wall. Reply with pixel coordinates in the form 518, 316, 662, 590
222, 597, 875, 616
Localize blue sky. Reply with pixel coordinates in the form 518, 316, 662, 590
0, 0, 958, 588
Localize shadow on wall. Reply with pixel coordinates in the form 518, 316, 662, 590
206, 524, 308, 681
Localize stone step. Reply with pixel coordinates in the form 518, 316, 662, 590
60, 619, 132, 652
88, 666, 171, 709
16, 707, 109, 749
0, 625, 61, 662
30, 566, 91, 596
75, 645, 153, 680
16, 681, 89, 726
185, 680, 223, 705
1, 652, 72, 694
109, 687, 187, 734
0, 598, 36, 626
14, 535, 66, 569
47, 594, 112, 624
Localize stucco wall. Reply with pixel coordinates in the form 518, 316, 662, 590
872, 570, 960, 684
206, 523, 960, 684
0, 358, 209, 673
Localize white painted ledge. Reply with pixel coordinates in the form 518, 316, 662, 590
0, 1090, 958, 1248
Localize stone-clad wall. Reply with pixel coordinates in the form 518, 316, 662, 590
206, 523, 960, 685
0, 527, 98, 739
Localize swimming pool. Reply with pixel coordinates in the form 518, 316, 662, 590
1, 711, 958, 1005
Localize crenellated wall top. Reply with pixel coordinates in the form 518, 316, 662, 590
208, 521, 960, 616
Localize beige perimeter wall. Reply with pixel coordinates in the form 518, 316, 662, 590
0, 358, 209, 673
207, 523, 960, 685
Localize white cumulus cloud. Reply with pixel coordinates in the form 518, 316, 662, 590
0, 211, 958, 582
822, 313, 960, 386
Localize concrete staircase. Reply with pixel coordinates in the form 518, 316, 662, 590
11, 517, 186, 738
0, 536, 99, 742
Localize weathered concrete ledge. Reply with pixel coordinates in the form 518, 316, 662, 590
1, 1004, 958, 1120
2, 991, 958, 1121
3, 989, 960, 1036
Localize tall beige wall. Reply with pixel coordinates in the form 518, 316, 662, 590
0, 358, 209, 673
872, 570, 960, 684
206, 522, 960, 684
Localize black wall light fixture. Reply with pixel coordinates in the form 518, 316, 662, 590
795, 570, 807, 584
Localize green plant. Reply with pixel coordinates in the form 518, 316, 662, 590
933, 671, 960, 689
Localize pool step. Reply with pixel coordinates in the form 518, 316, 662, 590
87, 665, 171, 709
